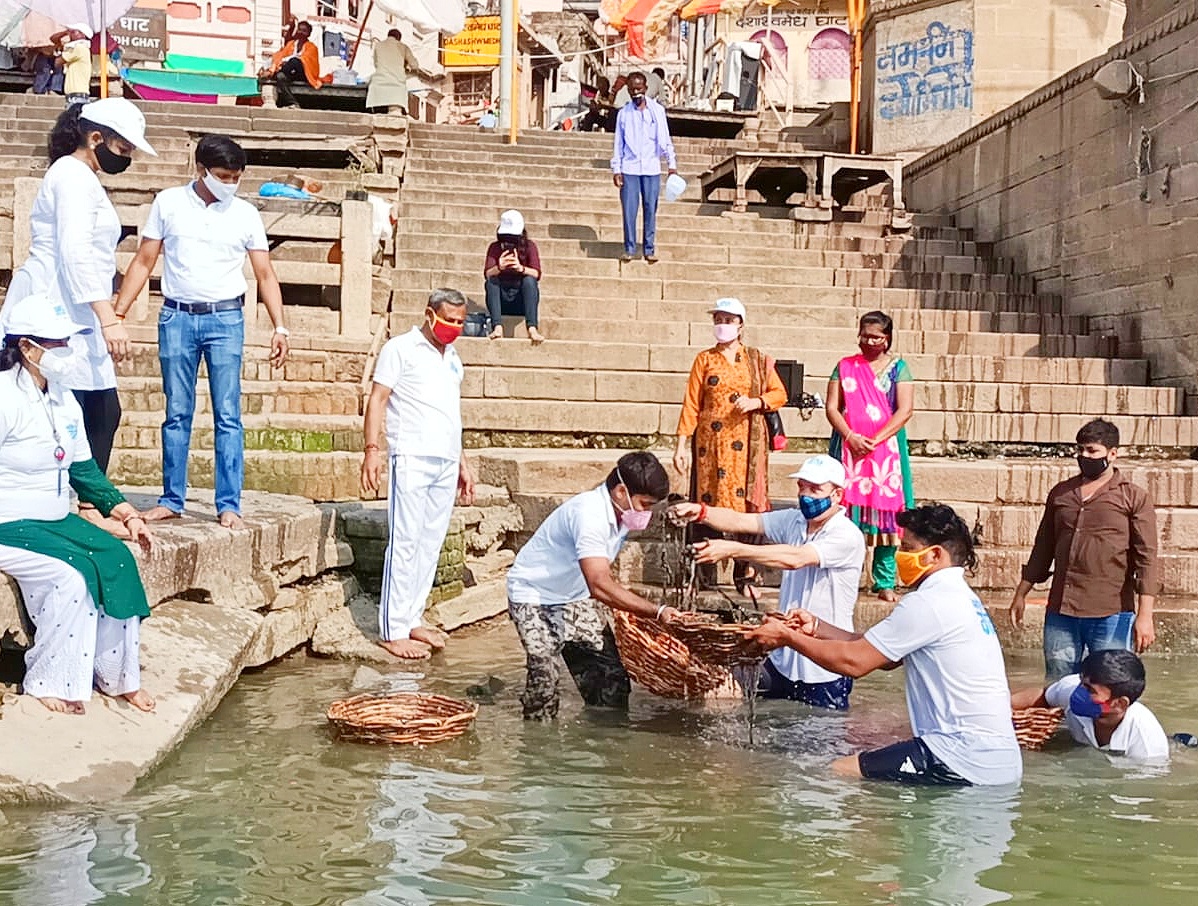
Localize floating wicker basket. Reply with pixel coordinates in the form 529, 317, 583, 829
611, 610, 731, 699
1012, 706, 1065, 751
663, 611, 765, 668
326, 693, 479, 745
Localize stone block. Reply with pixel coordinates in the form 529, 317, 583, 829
243, 574, 359, 668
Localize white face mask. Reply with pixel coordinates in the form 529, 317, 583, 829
202, 171, 240, 203
30, 342, 80, 381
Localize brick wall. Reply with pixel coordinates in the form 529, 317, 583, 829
904, 1, 1198, 393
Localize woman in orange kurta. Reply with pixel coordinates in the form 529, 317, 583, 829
674, 299, 787, 591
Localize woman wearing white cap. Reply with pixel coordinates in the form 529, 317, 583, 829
483, 209, 545, 344
674, 297, 787, 595
6, 98, 155, 533
0, 293, 154, 715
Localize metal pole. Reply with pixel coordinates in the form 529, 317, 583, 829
347, 0, 374, 69
498, 0, 515, 132
508, 0, 519, 143
99, 0, 108, 98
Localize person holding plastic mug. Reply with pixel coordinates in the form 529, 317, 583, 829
611, 71, 677, 264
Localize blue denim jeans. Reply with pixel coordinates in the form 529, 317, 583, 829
157, 306, 245, 516
1042, 610, 1134, 681
619, 173, 661, 256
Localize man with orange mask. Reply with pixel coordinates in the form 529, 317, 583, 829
361, 289, 475, 660
746, 503, 1022, 787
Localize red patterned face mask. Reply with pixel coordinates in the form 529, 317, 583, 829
428, 312, 463, 345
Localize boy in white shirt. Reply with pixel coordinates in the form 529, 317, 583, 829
1011, 648, 1169, 761
672, 454, 865, 709
746, 503, 1023, 786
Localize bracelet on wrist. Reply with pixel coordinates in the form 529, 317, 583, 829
697, 502, 708, 523
101, 321, 120, 329
655, 604, 667, 620
114, 313, 126, 321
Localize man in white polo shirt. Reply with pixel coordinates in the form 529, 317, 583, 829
671, 454, 865, 709
361, 289, 475, 660
746, 503, 1023, 787
114, 135, 289, 529
506, 451, 679, 720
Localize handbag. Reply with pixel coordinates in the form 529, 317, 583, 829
764, 409, 787, 451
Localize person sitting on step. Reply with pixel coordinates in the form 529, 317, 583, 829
484, 210, 544, 345
257, 19, 321, 108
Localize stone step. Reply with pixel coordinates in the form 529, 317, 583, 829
391, 286, 1078, 330
114, 411, 365, 454
938, 500, 1198, 550
114, 376, 362, 417
403, 145, 720, 172
450, 336, 1148, 385
118, 341, 368, 384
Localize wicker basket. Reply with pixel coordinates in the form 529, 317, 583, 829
1012, 706, 1065, 751
326, 693, 479, 745
611, 610, 731, 699
664, 611, 765, 668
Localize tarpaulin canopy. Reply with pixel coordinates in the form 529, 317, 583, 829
609, 0, 689, 60
1, 0, 135, 49
372, 0, 465, 36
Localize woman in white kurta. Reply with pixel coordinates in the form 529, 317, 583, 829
0, 293, 155, 714
6, 97, 155, 488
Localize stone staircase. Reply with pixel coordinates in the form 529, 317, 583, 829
3, 103, 1198, 611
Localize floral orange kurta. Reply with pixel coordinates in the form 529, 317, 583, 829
677, 347, 787, 512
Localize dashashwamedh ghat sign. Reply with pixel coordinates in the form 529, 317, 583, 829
109, 6, 168, 63
442, 16, 501, 68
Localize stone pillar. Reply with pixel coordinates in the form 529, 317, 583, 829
12, 178, 39, 270
339, 198, 374, 338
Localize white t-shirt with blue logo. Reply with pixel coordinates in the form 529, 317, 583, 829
1045, 674, 1170, 762
864, 567, 1023, 785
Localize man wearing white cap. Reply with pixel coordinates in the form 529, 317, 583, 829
671, 454, 866, 709
5, 98, 155, 517
483, 209, 544, 344
51, 23, 93, 105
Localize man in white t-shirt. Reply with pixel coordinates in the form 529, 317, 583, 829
114, 135, 290, 530
671, 454, 865, 710
1012, 648, 1169, 762
361, 289, 475, 660
506, 451, 679, 720
747, 503, 1023, 786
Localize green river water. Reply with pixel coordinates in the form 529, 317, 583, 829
1, 618, 1197, 906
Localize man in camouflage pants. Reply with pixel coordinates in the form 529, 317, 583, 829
505, 451, 680, 720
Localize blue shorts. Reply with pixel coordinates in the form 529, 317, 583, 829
858, 738, 971, 787
758, 658, 854, 710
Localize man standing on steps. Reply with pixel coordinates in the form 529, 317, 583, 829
611, 71, 677, 264
1009, 418, 1159, 680
113, 135, 290, 530
361, 289, 476, 660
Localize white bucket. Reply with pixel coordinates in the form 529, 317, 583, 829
665, 173, 687, 202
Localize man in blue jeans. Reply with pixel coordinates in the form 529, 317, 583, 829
1009, 419, 1159, 679
113, 135, 289, 528
611, 71, 676, 263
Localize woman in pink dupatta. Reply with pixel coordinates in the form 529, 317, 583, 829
825, 311, 915, 601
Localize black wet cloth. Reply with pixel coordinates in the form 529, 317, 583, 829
758, 658, 853, 710
858, 737, 971, 787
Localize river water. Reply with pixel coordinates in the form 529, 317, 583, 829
1, 619, 1197, 906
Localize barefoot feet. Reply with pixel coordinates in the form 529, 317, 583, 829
142, 505, 182, 522
378, 638, 432, 660
37, 696, 85, 715
78, 505, 132, 539
528, 326, 546, 346
218, 511, 245, 530
878, 588, 900, 603
122, 689, 157, 712
410, 626, 448, 650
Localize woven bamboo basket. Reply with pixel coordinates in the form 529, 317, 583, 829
611, 610, 731, 699
1012, 706, 1065, 751
663, 612, 765, 668
326, 693, 479, 745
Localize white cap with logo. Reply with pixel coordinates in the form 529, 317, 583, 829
497, 209, 525, 235
1, 293, 91, 340
789, 454, 847, 488
79, 98, 157, 156
708, 297, 746, 321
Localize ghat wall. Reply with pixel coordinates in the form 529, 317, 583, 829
904, 1, 1198, 395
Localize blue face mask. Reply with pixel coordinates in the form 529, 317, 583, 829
799, 495, 833, 520
1069, 682, 1113, 719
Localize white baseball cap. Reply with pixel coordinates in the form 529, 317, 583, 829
68, 22, 93, 38
497, 209, 525, 235
789, 454, 847, 488
79, 98, 157, 156
709, 297, 746, 321
1, 292, 91, 340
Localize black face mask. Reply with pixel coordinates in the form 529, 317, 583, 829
1077, 455, 1110, 479
94, 142, 132, 175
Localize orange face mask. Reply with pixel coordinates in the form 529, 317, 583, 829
895, 546, 937, 588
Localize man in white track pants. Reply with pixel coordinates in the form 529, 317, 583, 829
361, 288, 475, 659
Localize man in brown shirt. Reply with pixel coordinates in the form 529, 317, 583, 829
1009, 419, 1159, 680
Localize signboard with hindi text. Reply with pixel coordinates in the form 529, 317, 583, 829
109, 7, 169, 63
441, 16, 500, 68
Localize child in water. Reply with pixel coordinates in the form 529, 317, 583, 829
1011, 648, 1169, 761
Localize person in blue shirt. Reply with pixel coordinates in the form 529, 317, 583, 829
611, 71, 677, 264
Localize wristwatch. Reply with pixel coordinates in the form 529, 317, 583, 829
274, 326, 291, 337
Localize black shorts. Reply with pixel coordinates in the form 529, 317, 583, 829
857, 737, 972, 787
